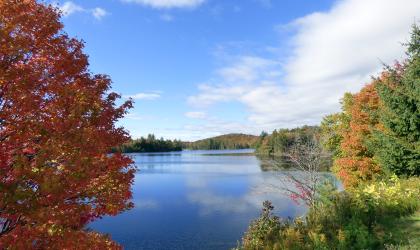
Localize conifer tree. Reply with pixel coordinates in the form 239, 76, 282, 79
374, 24, 420, 176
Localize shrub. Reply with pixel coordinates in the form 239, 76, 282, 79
236, 177, 419, 250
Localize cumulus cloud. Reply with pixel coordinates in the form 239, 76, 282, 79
121, 0, 205, 9
189, 0, 420, 131
188, 83, 248, 107
218, 56, 280, 83
126, 92, 161, 100
183, 120, 259, 135
188, 56, 282, 108
59, 1, 108, 20
125, 113, 154, 121
59, 1, 84, 16
135, 117, 260, 141
92, 7, 108, 20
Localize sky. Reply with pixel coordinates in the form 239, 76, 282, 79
53, 0, 420, 141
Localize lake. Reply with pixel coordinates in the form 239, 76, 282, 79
89, 149, 309, 249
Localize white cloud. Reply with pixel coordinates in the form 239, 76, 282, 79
122, 0, 205, 9
183, 119, 262, 137
126, 92, 161, 100
59, 1, 108, 20
92, 7, 108, 20
59, 1, 84, 16
185, 111, 207, 119
125, 113, 152, 121
129, 117, 260, 141
188, 83, 248, 107
218, 56, 280, 83
189, 0, 420, 131
160, 13, 174, 22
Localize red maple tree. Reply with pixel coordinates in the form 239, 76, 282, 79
1, 1, 134, 248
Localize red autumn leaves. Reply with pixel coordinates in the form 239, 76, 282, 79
1, 1, 134, 248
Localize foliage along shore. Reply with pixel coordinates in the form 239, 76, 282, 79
254, 126, 324, 156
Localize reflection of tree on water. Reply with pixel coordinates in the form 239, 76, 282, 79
257, 155, 294, 171
256, 137, 335, 207
256, 146, 332, 172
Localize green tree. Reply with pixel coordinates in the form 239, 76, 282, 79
374, 24, 420, 176
320, 93, 353, 158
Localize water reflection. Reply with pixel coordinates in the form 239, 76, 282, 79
89, 150, 311, 250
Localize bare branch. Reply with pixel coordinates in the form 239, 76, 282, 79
263, 136, 328, 208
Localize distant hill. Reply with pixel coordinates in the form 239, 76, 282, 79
185, 133, 259, 150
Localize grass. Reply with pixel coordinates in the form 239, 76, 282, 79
385, 210, 420, 249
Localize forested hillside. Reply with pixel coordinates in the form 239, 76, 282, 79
185, 133, 259, 150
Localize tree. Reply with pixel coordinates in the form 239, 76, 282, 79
326, 82, 382, 188
255, 126, 322, 157
322, 25, 420, 186
320, 93, 353, 158
282, 137, 330, 207
264, 137, 330, 208
0, 1, 134, 248
373, 24, 420, 176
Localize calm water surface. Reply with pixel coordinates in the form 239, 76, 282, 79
89, 149, 308, 249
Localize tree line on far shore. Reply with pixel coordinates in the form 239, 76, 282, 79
115, 129, 328, 154
116, 133, 260, 153
114, 134, 183, 153
184, 133, 259, 150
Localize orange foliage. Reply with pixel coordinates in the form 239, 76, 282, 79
334, 82, 382, 187
0, 1, 134, 248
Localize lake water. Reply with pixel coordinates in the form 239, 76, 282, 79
89, 149, 308, 250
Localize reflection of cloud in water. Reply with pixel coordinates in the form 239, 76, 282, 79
185, 173, 307, 217
134, 153, 262, 175
186, 177, 208, 189
134, 199, 159, 210
188, 191, 255, 215
139, 162, 261, 174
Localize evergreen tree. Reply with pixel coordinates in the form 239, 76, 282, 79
374, 24, 420, 176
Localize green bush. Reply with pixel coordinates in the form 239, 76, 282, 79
236, 177, 420, 250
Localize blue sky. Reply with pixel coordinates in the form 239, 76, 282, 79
54, 0, 420, 141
